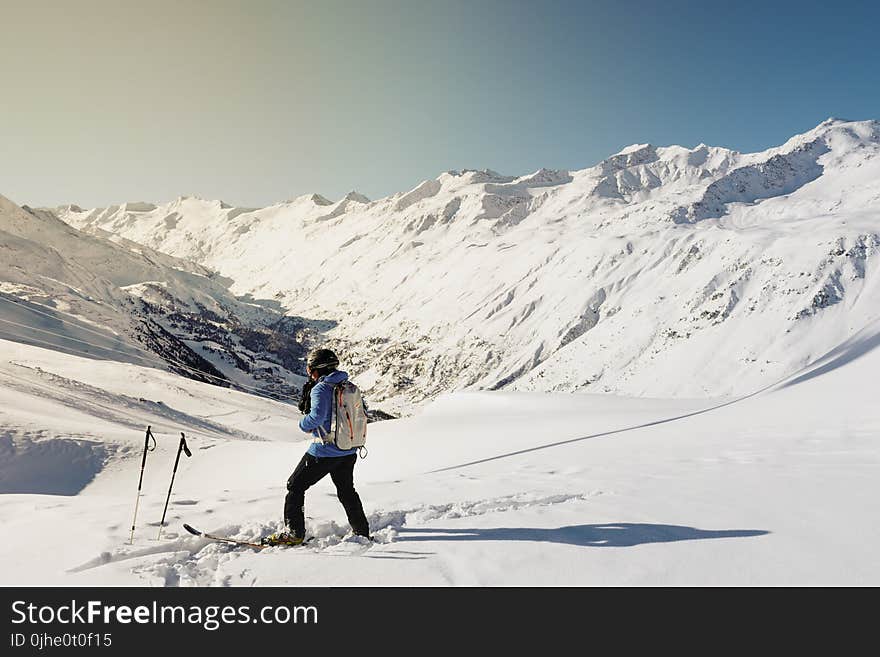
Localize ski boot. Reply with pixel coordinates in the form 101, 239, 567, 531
260, 531, 305, 547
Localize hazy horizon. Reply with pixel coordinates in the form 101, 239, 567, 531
2, 0, 879, 208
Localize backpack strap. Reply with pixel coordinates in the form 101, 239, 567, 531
330, 382, 346, 447
332, 383, 340, 446
339, 387, 356, 445
315, 380, 339, 444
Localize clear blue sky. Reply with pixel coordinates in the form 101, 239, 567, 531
2, 0, 878, 207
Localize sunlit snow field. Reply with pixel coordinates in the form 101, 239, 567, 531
2, 332, 878, 586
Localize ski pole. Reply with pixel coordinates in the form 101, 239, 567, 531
157, 432, 192, 540
129, 426, 157, 544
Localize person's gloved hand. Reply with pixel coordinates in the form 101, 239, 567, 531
298, 379, 315, 415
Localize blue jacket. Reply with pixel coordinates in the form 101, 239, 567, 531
299, 370, 358, 458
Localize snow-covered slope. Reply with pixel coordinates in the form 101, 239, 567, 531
53, 119, 880, 413
4, 118, 880, 586
0, 194, 308, 400
1, 319, 878, 585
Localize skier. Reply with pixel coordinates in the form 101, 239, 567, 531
263, 348, 371, 546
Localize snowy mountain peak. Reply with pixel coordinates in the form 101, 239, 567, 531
439, 168, 517, 185
820, 116, 850, 127
773, 117, 880, 155
343, 191, 371, 204
310, 193, 334, 206
120, 201, 158, 213
616, 142, 653, 155
515, 168, 572, 186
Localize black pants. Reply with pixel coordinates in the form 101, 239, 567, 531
284, 452, 369, 538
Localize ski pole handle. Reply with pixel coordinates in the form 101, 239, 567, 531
172, 432, 191, 475
138, 426, 157, 476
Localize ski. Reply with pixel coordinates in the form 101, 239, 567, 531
183, 523, 267, 550
183, 523, 314, 549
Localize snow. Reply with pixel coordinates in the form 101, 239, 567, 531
50, 118, 880, 416
0, 193, 308, 404
2, 118, 880, 586
0, 327, 878, 585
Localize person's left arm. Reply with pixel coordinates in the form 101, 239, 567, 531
299, 382, 328, 434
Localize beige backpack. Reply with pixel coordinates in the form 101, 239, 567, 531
327, 380, 368, 449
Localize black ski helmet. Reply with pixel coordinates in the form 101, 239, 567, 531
306, 347, 339, 375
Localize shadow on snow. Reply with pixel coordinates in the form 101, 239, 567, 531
396, 523, 769, 548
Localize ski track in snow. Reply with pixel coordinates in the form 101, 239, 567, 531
70, 492, 596, 586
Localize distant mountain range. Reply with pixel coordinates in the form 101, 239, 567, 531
2, 118, 877, 414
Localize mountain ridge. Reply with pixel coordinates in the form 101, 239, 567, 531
25, 118, 880, 413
